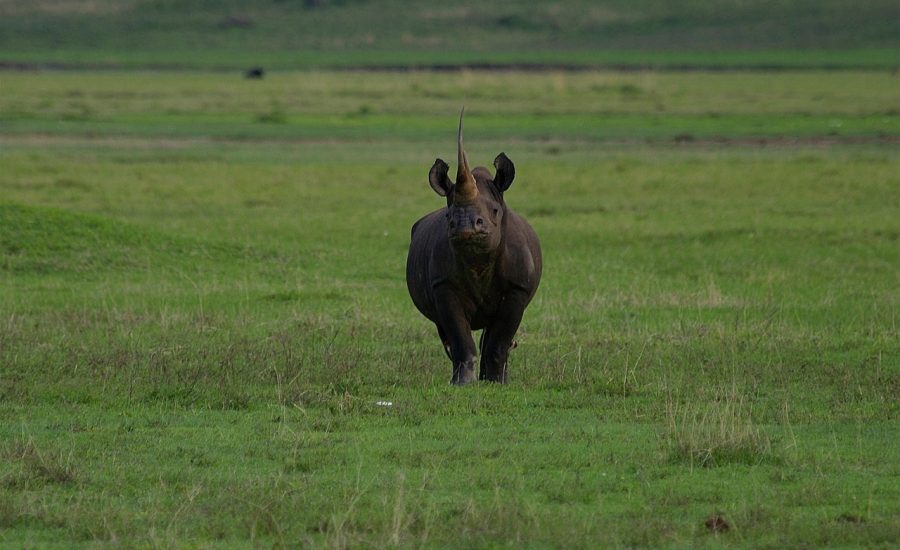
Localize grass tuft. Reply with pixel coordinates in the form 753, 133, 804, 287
2, 437, 78, 488
664, 388, 774, 468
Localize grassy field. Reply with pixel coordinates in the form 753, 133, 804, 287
1, 0, 898, 69
1, 69, 899, 547
2, 70, 898, 141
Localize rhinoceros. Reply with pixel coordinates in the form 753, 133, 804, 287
406, 111, 542, 384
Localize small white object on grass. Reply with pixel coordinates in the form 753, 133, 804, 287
375, 401, 393, 407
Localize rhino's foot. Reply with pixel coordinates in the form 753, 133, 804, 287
479, 367, 508, 384
450, 359, 477, 385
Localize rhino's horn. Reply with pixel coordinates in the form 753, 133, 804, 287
455, 108, 478, 201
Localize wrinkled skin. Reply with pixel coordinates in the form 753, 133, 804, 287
406, 138, 542, 384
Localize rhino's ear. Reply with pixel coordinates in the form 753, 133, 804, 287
429, 158, 452, 197
493, 152, 515, 192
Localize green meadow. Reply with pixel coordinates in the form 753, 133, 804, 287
1, 68, 898, 547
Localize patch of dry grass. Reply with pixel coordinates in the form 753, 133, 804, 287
1, 437, 78, 488
664, 387, 775, 468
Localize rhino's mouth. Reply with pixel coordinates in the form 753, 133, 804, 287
450, 232, 490, 247
451, 231, 486, 239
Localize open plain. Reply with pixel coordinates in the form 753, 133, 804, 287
1, 67, 898, 546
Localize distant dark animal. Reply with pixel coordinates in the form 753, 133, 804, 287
406, 110, 542, 384
244, 67, 265, 79
219, 15, 254, 29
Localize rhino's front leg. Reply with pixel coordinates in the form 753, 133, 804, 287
480, 289, 530, 383
433, 286, 478, 385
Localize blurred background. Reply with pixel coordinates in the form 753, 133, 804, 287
1, 0, 897, 69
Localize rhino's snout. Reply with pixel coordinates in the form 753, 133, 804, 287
448, 210, 487, 241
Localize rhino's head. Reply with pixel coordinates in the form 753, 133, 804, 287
428, 110, 515, 256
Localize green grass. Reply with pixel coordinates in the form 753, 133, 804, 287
1, 0, 898, 69
3, 47, 898, 71
1, 69, 899, 547
1, 71, 898, 143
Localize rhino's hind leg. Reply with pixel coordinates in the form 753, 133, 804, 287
479, 327, 510, 383
480, 289, 530, 383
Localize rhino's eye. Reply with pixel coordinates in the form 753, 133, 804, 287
493, 208, 500, 217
